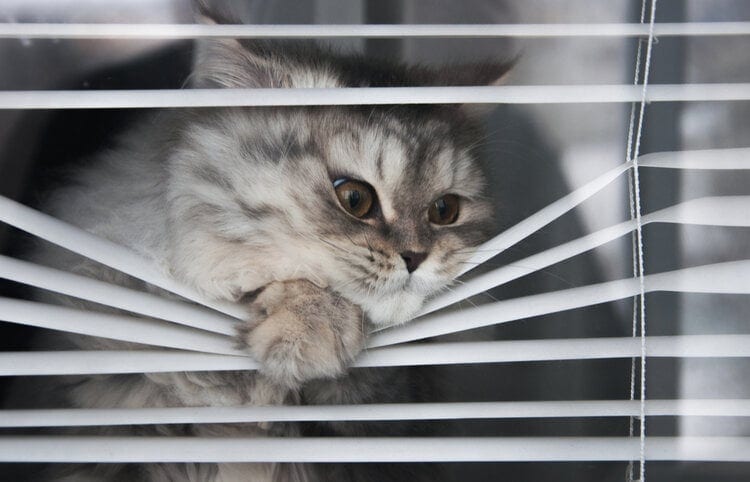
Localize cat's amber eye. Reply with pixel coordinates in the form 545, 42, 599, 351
428, 194, 460, 225
333, 179, 375, 218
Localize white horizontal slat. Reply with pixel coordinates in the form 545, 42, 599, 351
457, 147, 750, 277
1, 400, 748, 428
0, 298, 240, 356
423, 195, 750, 316
1, 148, 745, 330
1, 84, 750, 110
0, 255, 237, 336
2, 261, 746, 358
638, 147, 750, 170
371, 260, 750, 347
0, 195, 245, 319
457, 162, 630, 276
0, 350, 255, 376
2, 335, 749, 376
0, 436, 747, 462
360, 335, 750, 366
0, 22, 749, 39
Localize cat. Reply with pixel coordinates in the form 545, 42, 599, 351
18, 2, 511, 481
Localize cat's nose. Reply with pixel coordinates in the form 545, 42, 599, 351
400, 251, 428, 274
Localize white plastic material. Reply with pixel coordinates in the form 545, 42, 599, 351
0, 256, 237, 335
0, 22, 749, 39
370, 260, 750, 347
0, 298, 239, 356
0, 436, 747, 462
421, 196, 750, 316
0, 195, 245, 319
0, 84, 750, 110
457, 147, 750, 277
1, 335, 748, 376
1, 399, 747, 427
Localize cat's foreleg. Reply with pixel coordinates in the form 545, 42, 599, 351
236, 279, 364, 389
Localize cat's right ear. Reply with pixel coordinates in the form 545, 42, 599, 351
433, 58, 518, 119
190, 0, 281, 89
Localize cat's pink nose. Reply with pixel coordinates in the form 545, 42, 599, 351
401, 251, 427, 273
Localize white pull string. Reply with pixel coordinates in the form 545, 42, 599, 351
0, 196, 246, 320
626, 2, 647, 478
0, 84, 750, 110
625, 2, 649, 477
0, 255, 237, 336
0, 435, 747, 463
630, 2, 659, 480
0, 399, 748, 428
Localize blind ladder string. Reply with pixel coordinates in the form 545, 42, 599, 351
630, 1, 659, 480
625, 0, 649, 480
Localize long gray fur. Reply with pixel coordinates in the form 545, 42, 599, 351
22, 3, 510, 480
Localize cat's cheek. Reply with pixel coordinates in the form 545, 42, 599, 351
361, 291, 424, 326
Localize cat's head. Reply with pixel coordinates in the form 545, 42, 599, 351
167, 8, 512, 325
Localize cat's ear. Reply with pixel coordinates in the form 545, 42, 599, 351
430, 58, 518, 118
190, 1, 287, 89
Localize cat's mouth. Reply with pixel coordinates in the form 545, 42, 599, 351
333, 270, 445, 326
357, 288, 425, 326
357, 270, 409, 295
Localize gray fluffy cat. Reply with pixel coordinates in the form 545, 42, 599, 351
23, 4, 510, 482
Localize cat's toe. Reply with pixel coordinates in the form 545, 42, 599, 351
237, 279, 364, 388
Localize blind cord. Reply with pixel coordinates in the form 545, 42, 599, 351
626, 0, 649, 480
629, 0, 660, 480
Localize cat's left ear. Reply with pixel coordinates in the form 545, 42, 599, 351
430, 58, 518, 118
190, 0, 288, 89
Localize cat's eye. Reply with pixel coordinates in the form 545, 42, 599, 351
428, 194, 460, 225
333, 179, 375, 218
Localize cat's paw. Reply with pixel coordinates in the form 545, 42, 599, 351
237, 279, 364, 389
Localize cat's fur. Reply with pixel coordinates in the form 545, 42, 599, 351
21, 4, 510, 481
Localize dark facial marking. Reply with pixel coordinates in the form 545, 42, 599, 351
190, 165, 235, 191
375, 147, 385, 181
235, 198, 282, 221
185, 202, 225, 223
240, 130, 308, 164
449, 219, 496, 247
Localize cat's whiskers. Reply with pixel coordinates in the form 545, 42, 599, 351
442, 284, 478, 310
460, 128, 496, 156
452, 247, 506, 256
309, 233, 376, 264
278, 128, 299, 162
357, 232, 375, 261
332, 273, 369, 294
455, 259, 575, 288
312, 235, 357, 257
300, 233, 387, 290
359, 303, 369, 355
451, 278, 499, 304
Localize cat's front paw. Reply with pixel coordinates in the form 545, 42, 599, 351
237, 279, 364, 389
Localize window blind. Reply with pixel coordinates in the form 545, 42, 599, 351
0, 3, 748, 481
